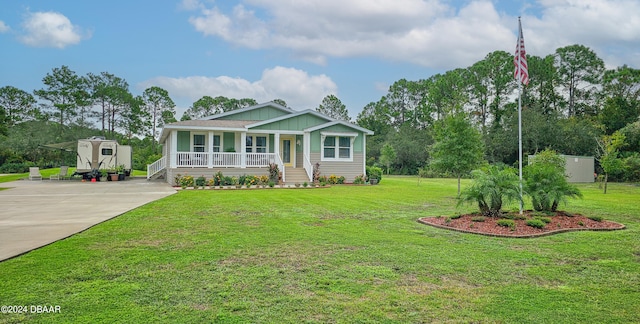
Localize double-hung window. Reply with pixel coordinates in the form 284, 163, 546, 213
212, 135, 221, 152
193, 134, 205, 152
321, 133, 356, 161
246, 135, 267, 153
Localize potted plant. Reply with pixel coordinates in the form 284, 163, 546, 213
116, 164, 126, 181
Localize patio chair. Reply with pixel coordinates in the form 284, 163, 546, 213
50, 166, 69, 180
28, 167, 42, 181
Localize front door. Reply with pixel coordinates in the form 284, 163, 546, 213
280, 136, 294, 167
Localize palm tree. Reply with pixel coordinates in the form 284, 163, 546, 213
458, 165, 521, 217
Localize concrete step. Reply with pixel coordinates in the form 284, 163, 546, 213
284, 168, 310, 184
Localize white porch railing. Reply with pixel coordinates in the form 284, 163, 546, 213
303, 153, 313, 182
173, 152, 279, 168
147, 156, 166, 179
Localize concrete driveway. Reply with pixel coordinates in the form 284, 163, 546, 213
0, 178, 176, 262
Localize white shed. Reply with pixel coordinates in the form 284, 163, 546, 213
528, 154, 595, 183
562, 155, 595, 183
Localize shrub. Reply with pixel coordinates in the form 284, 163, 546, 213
174, 173, 182, 187
179, 175, 194, 188
534, 216, 552, 224
268, 163, 279, 183
366, 166, 383, 183
214, 171, 224, 186
312, 163, 321, 183
238, 174, 247, 186
223, 176, 233, 186
524, 149, 582, 212
302, 182, 308, 188
318, 175, 328, 183
587, 215, 603, 222
195, 176, 206, 187
497, 219, 516, 229
353, 174, 365, 184
258, 175, 269, 186
471, 216, 486, 222
337, 175, 345, 184
526, 219, 546, 229
268, 181, 275, 188
328, 174, 338, 184
0, 161, 35, 173
458, 165, 520, 217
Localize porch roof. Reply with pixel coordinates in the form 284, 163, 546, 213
159, 120, 258, 142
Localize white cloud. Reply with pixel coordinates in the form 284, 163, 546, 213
138, 66, 337, 114
523, 0, 640, 67
186, 0, 640, 69
19, 11, 90, 48
0, 21, 9, 33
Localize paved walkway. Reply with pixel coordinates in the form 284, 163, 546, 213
0, 178, 176, 261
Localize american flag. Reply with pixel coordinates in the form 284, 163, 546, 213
514, 18, 529, 85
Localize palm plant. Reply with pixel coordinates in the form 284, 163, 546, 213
524, 150, 582, 211
458, 165, 521, 217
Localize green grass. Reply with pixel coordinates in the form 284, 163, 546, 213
0, 168, 146, 183
0, 177, 639, 323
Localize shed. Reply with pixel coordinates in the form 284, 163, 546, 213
562, 155, 595, 183
529, 154, 595, 183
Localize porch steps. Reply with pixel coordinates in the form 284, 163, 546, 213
284, 167, 310, 185
147, 169, 166, 181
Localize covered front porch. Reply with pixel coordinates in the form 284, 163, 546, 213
148, 129, 313, 182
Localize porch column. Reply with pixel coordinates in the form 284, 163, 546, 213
170, 130, 178, 168
304, 131, 311, 161
240, 132, 247, 168
274, 133, 280, 164
207, 131, 214, 168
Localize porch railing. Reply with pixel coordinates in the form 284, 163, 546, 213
303, 153, 313, 182
147, 156, 166, 179
274, 154, 285, 183
173, 152, 278, 168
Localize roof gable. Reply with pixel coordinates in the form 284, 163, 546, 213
200, 102, 294, 121
305, 120, 374, 135
246, 109, 331, 131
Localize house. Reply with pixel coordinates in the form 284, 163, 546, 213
147, 102, 374, 184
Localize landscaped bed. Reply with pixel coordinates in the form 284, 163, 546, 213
418, 211, 625, 238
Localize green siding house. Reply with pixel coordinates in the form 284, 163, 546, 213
148, 102, 374, 184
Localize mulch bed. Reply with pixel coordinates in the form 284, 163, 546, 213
418, 211, 625, 238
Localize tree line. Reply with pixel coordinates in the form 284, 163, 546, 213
356, 44, 640, 182
1, 43, 639, 181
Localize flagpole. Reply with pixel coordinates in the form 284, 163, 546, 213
516, 17, 524, 215
518, 75, 523, 215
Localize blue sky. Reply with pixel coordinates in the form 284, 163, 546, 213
1, 0, 639, 119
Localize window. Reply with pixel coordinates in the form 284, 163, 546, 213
246, 135, 267, 153
193, 134, 205, 152
339, 136, 351, 158
321, 134, 355, 161
213, 135, 221, 152
101, 148, 113, 156
323, 136, 336, 158
256, 136, 267, 153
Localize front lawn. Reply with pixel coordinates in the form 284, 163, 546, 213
0, 177, 638, 323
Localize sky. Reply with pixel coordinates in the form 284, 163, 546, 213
1, 0, 639, 120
